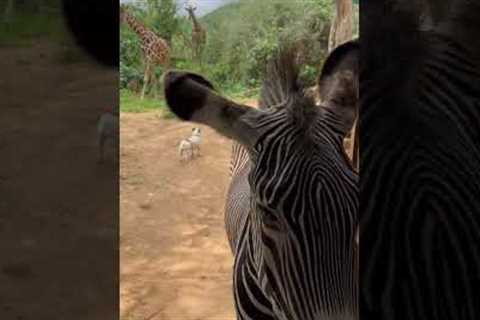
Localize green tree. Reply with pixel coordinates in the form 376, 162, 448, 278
120, 0, 345, 98
120, 4, 145, 92
145, 0, 179, 44
200, 0, 333, 87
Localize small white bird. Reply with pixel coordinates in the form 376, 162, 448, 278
97, 106, 119, 164
178, 127, 202, 162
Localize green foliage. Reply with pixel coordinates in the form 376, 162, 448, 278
120, 27, 142, 67
119, 0, 359, 111
120, 89, 174, 118
120, 24, 144, 92
198, 0, 333, 88
120, 1, 179, 96
300, 65, 319, 85
0, 2, 66, 45
145, 0, 179, 43
120, 61, 143, 89
0, 0, 92, 66
223, 84, 260, 101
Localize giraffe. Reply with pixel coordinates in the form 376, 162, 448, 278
120, 6, 170, 99
185, 4, 206, 64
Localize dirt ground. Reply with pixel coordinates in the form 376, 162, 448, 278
120, 112, 237, 320
0, 36, 237, 320
0, 38, 355, 320
0, 39, 117, 320
119, 98, 356, 320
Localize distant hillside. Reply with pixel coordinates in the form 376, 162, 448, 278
201, 2, 243, 27
121, 0, 340, 93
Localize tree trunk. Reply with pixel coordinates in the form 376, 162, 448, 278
328, 0, 354, 52
328, 0, 358, 170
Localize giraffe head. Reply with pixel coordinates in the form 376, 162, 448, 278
185, 3, 197, 17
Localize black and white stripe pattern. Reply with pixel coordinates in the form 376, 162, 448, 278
361, 2, 480, 319
225, 141, 251, 253
225, 47, 359, 319
164, 42, 359, 320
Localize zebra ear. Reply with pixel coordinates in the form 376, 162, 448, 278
317, 41, 359, 134
163, 71, 260, 146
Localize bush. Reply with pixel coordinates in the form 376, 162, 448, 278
120, 61, 143, 89
119, 0, 354, 109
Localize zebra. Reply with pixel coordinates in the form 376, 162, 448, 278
164, 41, 359, 319
224, 141, 250, 253
361, 1, 480, 319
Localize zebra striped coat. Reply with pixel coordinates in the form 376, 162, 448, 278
361, 1, 480, 319
164, 42, 359, 319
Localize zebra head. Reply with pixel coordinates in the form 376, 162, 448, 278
164, 41, 359, 319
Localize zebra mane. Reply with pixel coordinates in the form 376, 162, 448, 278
259, 45, 306, 109
259, 44, 318, 129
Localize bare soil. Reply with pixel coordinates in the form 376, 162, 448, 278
0, 37, 355, 320
118, 99, 355, 320
120, 113, 237, 320
0, 40, 117, 320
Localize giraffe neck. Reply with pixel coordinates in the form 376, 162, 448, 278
188, 11, 202, 32
121, 9, 170, 66
123, 12, 150, 41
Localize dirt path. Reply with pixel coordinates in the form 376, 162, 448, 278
0, 40, 117, 320
120, 112, 236, 320
118, 99, 354, 320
